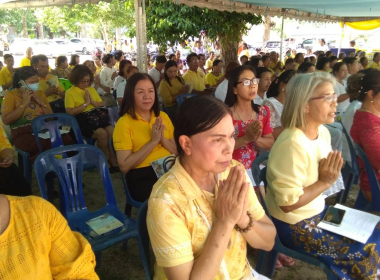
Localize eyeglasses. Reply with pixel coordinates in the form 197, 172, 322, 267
81, 79, 90, 84
237, 78, 260, 86
309, 93, 338, 103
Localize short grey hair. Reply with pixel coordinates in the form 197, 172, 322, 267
281, 72, 336, 130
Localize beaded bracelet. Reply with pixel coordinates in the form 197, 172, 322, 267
234, 211, 254, 233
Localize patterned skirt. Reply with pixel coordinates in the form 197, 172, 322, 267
272, 207, 380, 280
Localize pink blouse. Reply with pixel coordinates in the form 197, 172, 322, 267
232, 105, 273, 169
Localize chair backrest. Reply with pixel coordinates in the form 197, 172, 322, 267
31, 113, 84, 152
137, 200, 153, 280
108, 106, 119, 127
34, 144, 120, 219
109, 137, 142, 208
353, 142, 380, 210
340, 121, 359, 176
58, 78, 73, 91
176, 94, 198, 106
251, 152, 269, 211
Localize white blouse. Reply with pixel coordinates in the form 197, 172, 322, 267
262, 97, 283, 128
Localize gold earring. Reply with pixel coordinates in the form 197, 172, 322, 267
371, 100, 374, 103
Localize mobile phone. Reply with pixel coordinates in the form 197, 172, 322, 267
18, 80, 30, 89
322, 206, 346, 226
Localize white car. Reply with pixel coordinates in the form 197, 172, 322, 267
9, 38, 32, 55
69, 38, 96, 54
51, 39, 76, 56
32, 40, 54, 57
93, 39, 105, 51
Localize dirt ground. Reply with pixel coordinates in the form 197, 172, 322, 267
28, 162, 360, 280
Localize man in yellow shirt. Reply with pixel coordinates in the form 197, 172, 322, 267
269, 51, 283, 73
205, 51, 215, 71
19, 47, 33, 67
182, 53, 213, 95
369, 52, 380, 70
205, 59, 223, 87
32, 54, 66, 113
0, 54, 15, 90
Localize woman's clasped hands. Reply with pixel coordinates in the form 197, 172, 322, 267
151, 117, 166, 144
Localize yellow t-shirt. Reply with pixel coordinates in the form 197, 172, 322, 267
265, 126, 331, 224
1, 88, 52, 129
182, 69, 206, 91
0, 195, 99, 280
19, 57, 31, 67
95, 65, 102, 75
65, 86, 102, 113
0, 125, 12, 151
205, 72, 223, 87
269, 61, 284, 72
206, 58, 214, 70
38, 74, 65, 102
147, 159, 265, 280
158, 78, 184, 107
113, 111, 174, 169
369, 62, 380, 70
0, 67, 12, 87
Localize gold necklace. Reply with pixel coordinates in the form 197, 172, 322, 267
234, 105, 254, 124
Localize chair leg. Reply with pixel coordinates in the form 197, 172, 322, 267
255, 249, 278, 278
137, 236, 152, 280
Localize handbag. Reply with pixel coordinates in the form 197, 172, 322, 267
100, 94, 117, 107
84, 107, 110, 128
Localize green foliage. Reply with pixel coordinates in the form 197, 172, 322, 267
144, 0, 262, 49
0, 9, 36, 35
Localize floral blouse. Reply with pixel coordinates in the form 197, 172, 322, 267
232, 105, 273, 169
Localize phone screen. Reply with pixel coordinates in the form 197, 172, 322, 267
323, 206, 346, 226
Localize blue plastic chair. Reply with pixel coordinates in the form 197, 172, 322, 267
137, 200, 153, 280
108, 106, 119, 126
176, 93, 197, 106
335, 121, 360, 204
33, 144, 151, 276
353, 142, 380, 213
109, 137, 143, 216
252, 153, 338, 280
15, 148, 32, 185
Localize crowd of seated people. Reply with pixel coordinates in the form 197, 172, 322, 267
1, 42, 380, 280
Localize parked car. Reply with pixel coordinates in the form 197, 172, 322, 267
9, 38, 32, 55
93, 39, 105, 51
51, 39, 76, 55
262, 41, 288, 54
298, 39, 314, 51
69, 38, 96, 54
32, 40, 55, 57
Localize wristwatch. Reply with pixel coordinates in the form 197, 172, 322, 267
83, 103, 88, 107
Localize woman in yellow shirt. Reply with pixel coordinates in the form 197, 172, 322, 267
1, 67, 72, 162
0, 194, 99, 280
158, 60, 189, 122
65, 65, 118, 172
113, 73, 177, 215
147, 95, 275, 280
0, 124, 31, 196
315, 57, 330, 72
69, 54, 79, 70
0, 54, 15, 90
266, 72, 380, 279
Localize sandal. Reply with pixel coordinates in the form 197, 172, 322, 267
278, 253, 296, 267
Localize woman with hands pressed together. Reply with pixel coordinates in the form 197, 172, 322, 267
266, 72, 380, 280
113, 73, 177, 215
1, 67, 72, 162
147, 95, 275, 280
65, 65, 118, 172
225, 65, 274, 188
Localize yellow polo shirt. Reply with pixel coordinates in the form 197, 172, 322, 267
38, 74, 65, 102
205, 72, 223, 87
113, 111, 174, 169
147, 159, 265, 280
369, 62, 380, 70
0, 67, 12, 87
65, 86, 102, 113
158, 78, 184, 107
95, 65, 102, 75
265, 126, 331, 224
182, 69, 206, 91
19, 57, 31, 67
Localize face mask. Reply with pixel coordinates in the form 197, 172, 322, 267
27, 83, 39, 92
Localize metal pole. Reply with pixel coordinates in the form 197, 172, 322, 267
337, 22, 345, 57
279, 13, 285, 62
134, 0, 147, 72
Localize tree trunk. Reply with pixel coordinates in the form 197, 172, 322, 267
22, 11, 28, 38
81, 23, 87, 38
220, 37, 239, 69
60, 30, 66, 38
263, 15, 271, 42
35, 23, 44, 39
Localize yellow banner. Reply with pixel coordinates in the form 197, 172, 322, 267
341, 19, 380, 30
